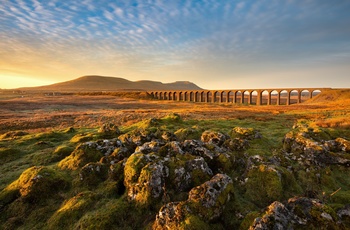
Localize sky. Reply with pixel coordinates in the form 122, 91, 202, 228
1, 0, 350, 90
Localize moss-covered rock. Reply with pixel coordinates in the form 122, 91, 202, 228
245, 164, 283, 207
174, 128, 201, 142
201, 131, 229, 146
79, 162, 109, 187
248, 197, 340, 230
1, 166, 69, 203
98, 123, 121, 138
230, 127, 262, 140
58, 142, 104, 170
153, 174, 234, 229
47, 191, 97, 229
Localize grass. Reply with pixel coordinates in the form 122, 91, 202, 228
0, 89, 349, 229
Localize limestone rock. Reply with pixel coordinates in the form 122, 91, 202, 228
98, 123, 121, 138
153, 174, 234, 229
249, 197, 340, 230
231, 127, 262, 140
201, 131, 229, 146
79, 162, 109, 186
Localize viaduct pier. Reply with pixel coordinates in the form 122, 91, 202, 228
148, 88, 331, 105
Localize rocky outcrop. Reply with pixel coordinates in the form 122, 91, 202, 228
249, 197, 340, 230
282, 129, 350, 167
153, 174, 234, 229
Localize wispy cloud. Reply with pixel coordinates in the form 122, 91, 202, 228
1, 0, 350, 88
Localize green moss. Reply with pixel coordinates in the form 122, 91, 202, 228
181, 214, 211, 230
245, 165, 283, 207
47, 191, 97, 229
239, 211, 261, 230
70, 133, 94, 143
174, 127, 201, 141
0, 147, 22, 163
58, 143, 103, 170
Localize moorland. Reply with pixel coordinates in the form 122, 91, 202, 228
0, 88, 350, 229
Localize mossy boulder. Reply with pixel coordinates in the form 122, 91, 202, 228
98, 123, 121, 138
245, 164, 283, 207
79, 162, 109, 187
201, 131, 229, 146
174, 128, 201, 142
1, 166, 69, 203
153, 174, 234, 229
58, 142, 104, 170
249, 197, 340, 229
224, 138, 249, 151
230, 127, 262, 140
47, 191, 97, 229
51, 145, 74, 162
124, 153, 168, 205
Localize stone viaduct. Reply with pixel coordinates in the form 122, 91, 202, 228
147, 88, 331, 105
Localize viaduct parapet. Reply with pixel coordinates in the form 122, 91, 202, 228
147, 88, 331, 105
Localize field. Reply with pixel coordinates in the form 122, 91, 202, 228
0, 89, 350, 229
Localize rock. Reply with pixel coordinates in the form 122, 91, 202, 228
124, 153, 168, 205
174, 128, 201, 142
135, 141, 162, 154
188, 173, 234, 221
338, 204, 350, 227
230, 127, 262, 140
5, 166, 69, 202
224, 138, 249, 151
98, 123, 121, 138
245, 164, 283, 207
183, 139, 217, 160
249, 197, 340, 230
153, 174, 233, 229
172, 157, 213, 192
79, 162, 109, 186
335, 138, 350, 153
161, 131, 177, 142
58, 142, 104, 170
158, 141, 184, 157
201, 131, 229, 146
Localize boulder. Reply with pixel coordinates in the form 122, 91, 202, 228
201, 131, 229, 146
249, 197, 340, 230
230, 127, 262, 140
153, 174, 233, 229
79, 162, 109, 186
98, 123, 121, 138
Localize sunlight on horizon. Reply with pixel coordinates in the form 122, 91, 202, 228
0, 75, 56, 89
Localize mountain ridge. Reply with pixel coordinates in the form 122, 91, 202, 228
16, 75, 203, 92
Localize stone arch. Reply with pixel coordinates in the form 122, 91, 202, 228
242, 90, 250, 104
194, 91, 200, 102
300, 89, 310, 102
200, 91, 205, 102
279, 90, 289, 105
227, 91, 233, 103
235, 91, 242, 103
250, 90, 258, 105
173, 92, 178, 101
164, 92, 168, 100
168, 92, 173, 100
311, 89, 321, 98
189, 91, 194, 102
184, 91, 188, 101
290, 89, 299, 104
206, 91, 212, 103
270, 90, 278, 105
260, 90, 269, 105
213, 91, 220, 103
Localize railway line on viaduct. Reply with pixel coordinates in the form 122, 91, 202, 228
147, 88, 331, 105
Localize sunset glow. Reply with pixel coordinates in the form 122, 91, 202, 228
1, 0, 350, 89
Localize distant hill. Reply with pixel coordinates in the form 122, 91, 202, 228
18, 75, 203, 92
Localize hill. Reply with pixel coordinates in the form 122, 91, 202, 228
18, 75, 203, 92
308, 88, 350, 105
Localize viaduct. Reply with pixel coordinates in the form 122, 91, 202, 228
147, 88, 331, 105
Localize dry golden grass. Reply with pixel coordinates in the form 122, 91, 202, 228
0, 89, 349, 133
